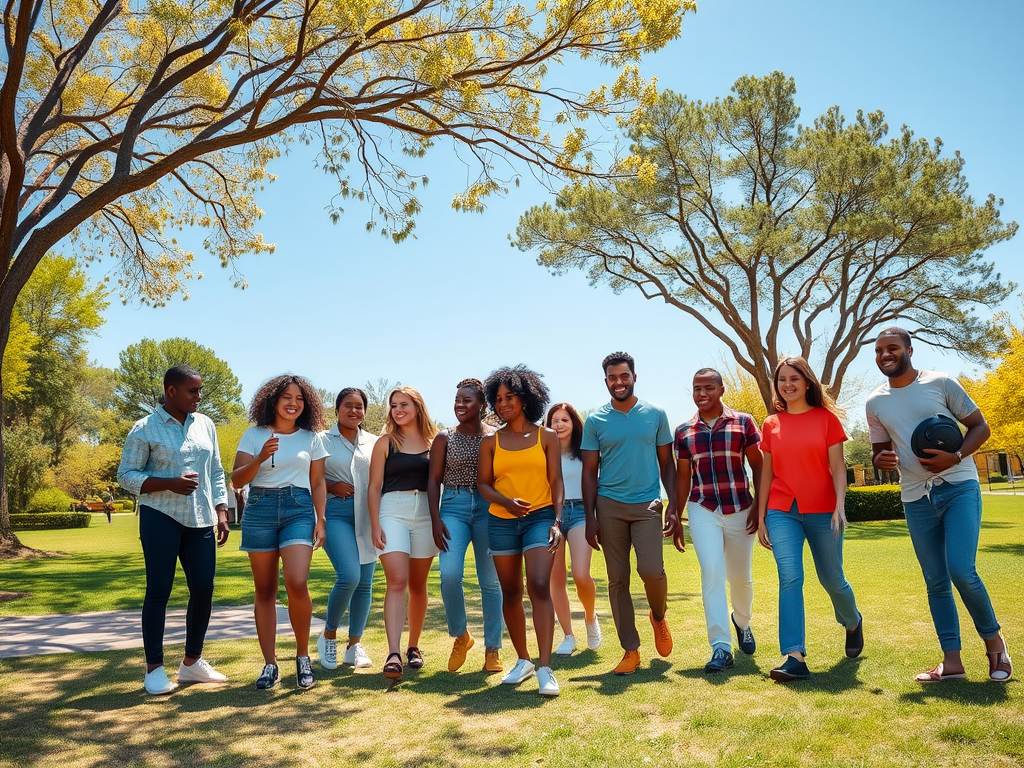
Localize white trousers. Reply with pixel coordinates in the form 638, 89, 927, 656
687, 501, 755, 652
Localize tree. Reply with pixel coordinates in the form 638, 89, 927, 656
1, 313, 35, 404
115, 337, 244, 423
3, 419, 50, 514
515, 72, 1018, 413
0, 0, 691, 551
50, 441, 120, 501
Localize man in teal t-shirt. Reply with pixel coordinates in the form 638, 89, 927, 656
582, 351, 678, 675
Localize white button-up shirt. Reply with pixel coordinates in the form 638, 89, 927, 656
320, 424, 378, 564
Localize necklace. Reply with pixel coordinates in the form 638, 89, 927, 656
507, 424, 534, 438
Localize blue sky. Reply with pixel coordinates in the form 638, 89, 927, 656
84, 0, 1024, 429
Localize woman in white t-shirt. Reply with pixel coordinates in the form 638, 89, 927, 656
232, 375, 329, 691
546, 402, 601, 656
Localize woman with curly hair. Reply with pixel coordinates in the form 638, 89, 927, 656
368, 386, 438, 681
546, 402, 601, 656
428, 378, 504, 674
232, 374, 329, 691
756, 356, 863, 682
478, 366, 564, 696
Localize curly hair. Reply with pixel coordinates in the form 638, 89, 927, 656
484, 365, 550, 424
602, 351, 635, 375
248, 374, 325, 432
546, 402, 584, 461
456, 377, 487, 418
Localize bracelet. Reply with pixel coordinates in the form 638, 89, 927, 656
956, 450, 963, 464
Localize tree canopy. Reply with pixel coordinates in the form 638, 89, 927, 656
514, 72, 1018, 412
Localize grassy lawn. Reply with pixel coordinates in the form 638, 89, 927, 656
1, 500, 1021, 768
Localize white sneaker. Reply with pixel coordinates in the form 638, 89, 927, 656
177, 658, 227, 684
144, 666, 177, 695
537, 666, 560, 697
317, 633, 338, 670
585, 616, 603, 650
555, 634, 577, 656
501, 658, 536, 685
344, 642, 372, 668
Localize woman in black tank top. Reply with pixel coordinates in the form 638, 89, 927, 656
368, 386, 438, 681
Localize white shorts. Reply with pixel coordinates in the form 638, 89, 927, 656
378, 490, 438, 559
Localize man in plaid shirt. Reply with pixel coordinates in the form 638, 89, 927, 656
674, 368, 763, 674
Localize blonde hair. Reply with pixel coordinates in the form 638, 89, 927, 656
383, 386, 437, 449
771, 355, 845, 418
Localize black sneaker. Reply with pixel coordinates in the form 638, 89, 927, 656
255, 663, 279, 690
704, 647, 735, 674
846, 615, 864, 659
732, 613, 756, 655
296, 656, 315, 689
770, 655, 810, 682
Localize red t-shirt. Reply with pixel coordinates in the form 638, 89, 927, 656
760, 408, 847, 514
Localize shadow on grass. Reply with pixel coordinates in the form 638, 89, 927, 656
843, 522, 911, 541
567, 658, 673, 696
897, 679, 1012, 706
981, 542, 1024, 556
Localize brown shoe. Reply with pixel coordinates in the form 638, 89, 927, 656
448, 632, 475, 672
613, 649, 641, 675
483, 647, 503, 674
650, 610, 673, 657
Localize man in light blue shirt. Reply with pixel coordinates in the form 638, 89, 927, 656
582, 351, 678, 675
117, 365, 230, 695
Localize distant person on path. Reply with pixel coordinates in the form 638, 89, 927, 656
428, 378, 504, 674
477, 366, 564, 696
757, 356, 863, 682
117, 364, 231, 696
674, 368, 762, 674
582, 351, 678, 675
866, 327, 1011, 683
368, 386, 438, 681
546, 402, 602, 656
232, 375, 328, 691
103, 486, 115, 523
316, 388, 378, 672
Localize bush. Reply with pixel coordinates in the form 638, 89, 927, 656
10, 512, 92, 530
27, 488, 76, 514
988, 474, 1007, 484
846, 485, 904, 522
115, 497, 136, 512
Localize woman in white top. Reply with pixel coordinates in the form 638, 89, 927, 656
233, 375, 328, 691
546, 402, 602, 655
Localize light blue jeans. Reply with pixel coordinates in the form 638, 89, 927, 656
902, 479, 1000, 651
439, 487, 504, 649
322, 496, 376, 637
766, 503, 860, 656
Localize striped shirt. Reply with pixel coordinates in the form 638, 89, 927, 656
674, 406, 760, 515
117, 406, 229, 528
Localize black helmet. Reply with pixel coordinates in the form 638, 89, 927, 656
910, 415, 964, 459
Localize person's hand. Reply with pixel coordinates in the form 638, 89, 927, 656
432, 519, 451, 552
672, 520, 686, 553
757, 520, 772, 550
372, 524, 386, 550
662, 509, 679, 539
258, 436, 279, 462
831, 507, 848, 540
918, 448, 960, 473
216, 507, 230, 546
745, 505, 759, 536
167, 472, 200, 496
329, 481, 355, 499
505, 497, 531, 518
312, 518, 327, 550
873, 450, 900, 472
585, 516, 602, 551
547, 523, 563, 554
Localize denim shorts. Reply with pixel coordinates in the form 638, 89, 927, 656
488, 505, 558, 556
240, 486, 315, 552
560, 499, 586, 534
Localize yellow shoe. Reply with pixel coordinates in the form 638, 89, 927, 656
448, 631, 475, 672
483, 647, 504, 674
613, 649, 641, 675
650, 610, 673, 657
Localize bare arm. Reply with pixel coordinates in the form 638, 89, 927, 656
918, 408, 990, 473
757, 451, 774, 550
427, 432, 450, 551
231, 431, 277, 489
658, 443, 678, 516
745, 444, 764, 534
368, 438, 388, 548
543, 429, 564, 521
582, 448, 601, 550
828, 441, 848, 538
673, 457, 691, 552
310, 457, 327, 549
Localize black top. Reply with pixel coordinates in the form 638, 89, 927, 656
382, 442, 430, 494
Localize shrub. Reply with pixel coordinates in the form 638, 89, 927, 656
846, 485, 904, 522
27, 488, 76, 514
10, 512, 92, 530
116, 497, 136, 512
988, 474, 1006, 484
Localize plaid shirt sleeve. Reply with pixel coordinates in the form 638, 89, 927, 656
743, 415, 761, 450
674, 424, 692, 461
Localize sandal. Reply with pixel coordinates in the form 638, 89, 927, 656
914, 662, 966, 683
987, 638, 1013, 682
383, 652, 403, 680
406, 647, 424, 669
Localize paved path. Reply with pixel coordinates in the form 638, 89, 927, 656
0, 606, 324, 659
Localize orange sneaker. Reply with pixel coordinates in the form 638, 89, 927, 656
650, 611, 673, 657
448, 631, 475, 672
483, 647, 503, 673
613, 649, 641, 675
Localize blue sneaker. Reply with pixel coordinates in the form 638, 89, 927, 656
732, 613, 756, 655
770, 655, 810, 682
704, 647, 735, 674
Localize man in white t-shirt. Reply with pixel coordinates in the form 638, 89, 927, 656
865, 327, 1011, 683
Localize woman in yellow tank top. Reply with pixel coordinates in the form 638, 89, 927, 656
478, 365, 564, 697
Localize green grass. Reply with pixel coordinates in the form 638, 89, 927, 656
1, 500, 1022, 767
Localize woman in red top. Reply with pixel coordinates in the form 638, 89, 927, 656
757, 356, 863, 682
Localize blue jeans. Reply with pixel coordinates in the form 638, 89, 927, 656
902, 479, 1000, 651
766, 504, 860, 656
322, 496, 376, 637
439, 487, 503, 649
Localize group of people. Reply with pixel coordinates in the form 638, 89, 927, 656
117, 329, 1012, 697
